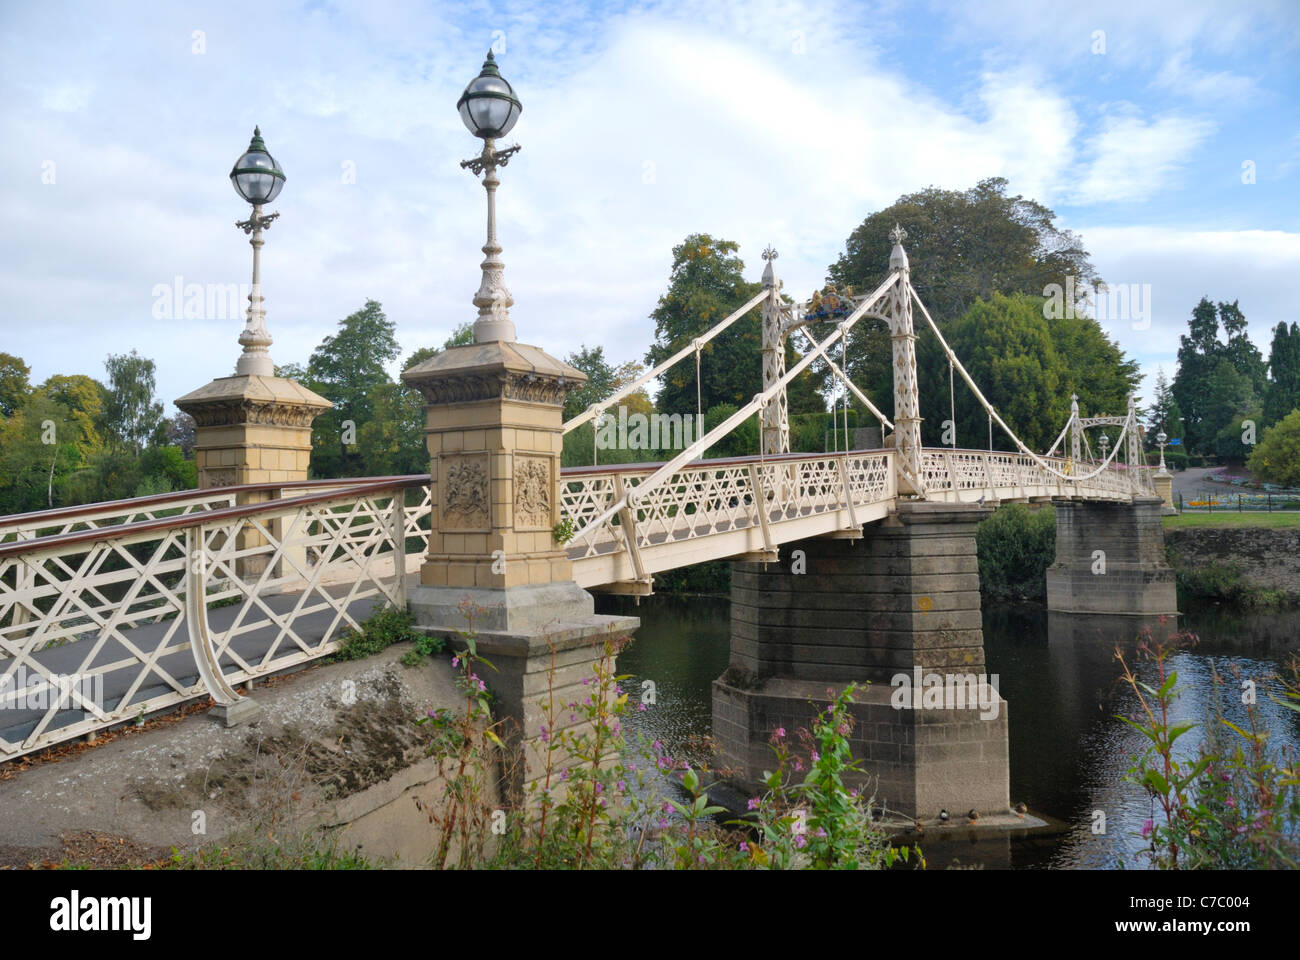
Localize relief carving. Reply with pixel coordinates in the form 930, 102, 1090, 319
442, 455, 489, 529
514, 456, 551, 528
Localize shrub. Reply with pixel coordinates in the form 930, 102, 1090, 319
975, 503, 1056, 600
333, 604, 432, 662
1247, 409, 1300, 488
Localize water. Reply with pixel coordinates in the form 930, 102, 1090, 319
597, 593, 1300, 869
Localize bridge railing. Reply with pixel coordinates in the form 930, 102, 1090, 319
0, 476, 430, 760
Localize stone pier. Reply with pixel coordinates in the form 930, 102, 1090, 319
1046, 496, 1178, 617
402, 341, 637, 798
712, 502, 1009, 820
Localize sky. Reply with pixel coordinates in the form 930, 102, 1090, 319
2, 0, 1298, 421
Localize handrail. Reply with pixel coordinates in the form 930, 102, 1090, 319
0, 474, 430, 528
0, 476, 427, 560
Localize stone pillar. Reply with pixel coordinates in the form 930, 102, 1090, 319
1153, 473, 1175, 513
1045, 496, 1178, 616
401, 341, 638, 792
176, 374, 331, 577
713, 502, 1009, 820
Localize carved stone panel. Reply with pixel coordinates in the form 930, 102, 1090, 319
513, 455, 552, 529
440, 453, 490, 531
205, 468, 237, 489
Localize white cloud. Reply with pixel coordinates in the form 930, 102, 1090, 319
1068, 112, 1216, 204
1152, 52, 1259, 102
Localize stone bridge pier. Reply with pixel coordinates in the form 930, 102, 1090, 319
712, 502, 1010, 821
1046, 496, 1178, 617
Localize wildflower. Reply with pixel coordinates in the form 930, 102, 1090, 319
849, 789, 859, 798
638, 703, 648, 712
427, 708, 437, 717
815, 827, 827, 838
595, 782, 603, 795
1225, 797, 1236, 808
451, 655, 460, 667
581, 677, 591, 686
794, 835, 807, 849
583, 696, 593, 707
810, 750, 820, 764
794, 760, 803, 772
739, 842, 749, 853
1140, 819, 1154, 838
560, 768, 569, 781
658, 819, 669, 829
540, 725, 550, 743
1221, 772, 1231, 782
747, 797, 760, 811
478, 679, 487, 692
697, 855, 705, 864
617, 780, 626, 792
662, 801, 673, 813
570, 714, 577, 723
598, 797, 606, 807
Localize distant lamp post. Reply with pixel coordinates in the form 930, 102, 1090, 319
1099, 433, 1110, 464
229, 126, 286, 376
1156, 430, 1169, 475
458, 50, 523, 343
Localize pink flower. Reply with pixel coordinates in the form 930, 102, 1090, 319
747, 797, 760, 811
810, 750, 820, 764
1225, 797, 1236, 808
774, 727, 786, 739
815, 827, 827, 838
638, 703, 648, 712
451, 655, 460, 667
739, 842, 749, 853
793, 835, 807, 849
1140, 819, 1154, 837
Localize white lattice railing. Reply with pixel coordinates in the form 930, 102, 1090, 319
0, 443, 1145, 760
0, 477, 431, 761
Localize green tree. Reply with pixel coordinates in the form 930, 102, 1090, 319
563, 345, 616, 422
0, 353, 31, 418
1144, 367, 1183, 445
1262, 321, 1300, 428
913, 292, 1128, 453
645, 235, 826, 421
306, 300, 401, 477
1246, 409, 1300, 487
101, 351, 164, 455
829, 177, 1102, 328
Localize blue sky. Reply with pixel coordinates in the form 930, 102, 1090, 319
2, 0, 1298, 417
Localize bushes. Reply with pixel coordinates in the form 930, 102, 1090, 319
975, 503, 1056, 600
333, 604, 438, 663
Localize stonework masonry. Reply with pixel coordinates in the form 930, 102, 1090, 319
713, 502, 1010, 819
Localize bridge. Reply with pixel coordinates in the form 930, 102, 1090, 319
0, 225, 1175, 820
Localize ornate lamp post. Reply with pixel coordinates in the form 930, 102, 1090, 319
229, 127, 286, 376
1099, 433, 1110, 464
1156, 430, 1169, 475
457, 51, 523, 343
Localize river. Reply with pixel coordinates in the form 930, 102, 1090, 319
597, 593, 1300, 869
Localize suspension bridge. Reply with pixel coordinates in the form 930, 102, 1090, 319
0, 227, 1172, 823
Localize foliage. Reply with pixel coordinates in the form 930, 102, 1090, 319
651, 560, 730, 596
414, 620, 914, 870
1116, 636, 1300, 869
552, 516, 576, 545
1173, 298, 1266, 455
645, 234, 823, 416
1144, 367, 1183, 447
102, 350, 164, 455
333, 604, 427, 662
0, 352, 32, 418
975, 503, 1057, 600
830, 177, 1102, 328
1262, 321, 1300, 429
162, 830, 374, 870
1247, 408, 1300, 488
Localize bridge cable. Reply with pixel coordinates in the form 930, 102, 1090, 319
949, 358, 956, 450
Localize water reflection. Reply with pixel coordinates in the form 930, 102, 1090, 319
597, 594, 1300, 868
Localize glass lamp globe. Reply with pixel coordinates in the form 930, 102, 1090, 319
457, 51, 522, 140
230, 126, 286, 205
1157, 431, 1167, 444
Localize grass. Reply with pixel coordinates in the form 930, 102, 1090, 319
331, 603, 443, 665
1163, 512, 1300, 529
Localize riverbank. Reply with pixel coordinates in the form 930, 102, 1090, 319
1164, 520, 1300, 608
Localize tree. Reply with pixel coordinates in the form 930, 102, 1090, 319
1246, 409, 1300, 488
101, 351, 164, 455
162, 411, 197, 459
1172, 298, 1266, 455
1218, 300, 1266, 399
0, 353, 31, 418
914, 293, 1066, 452
829, 177, 1103, 328
1204, 361, 1259, 463
1262, 321, 1300, 428
1144, 368, 1183, 445
563, 345, 616, 422
645, 234, 825, 420
306, 300, 401, 477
